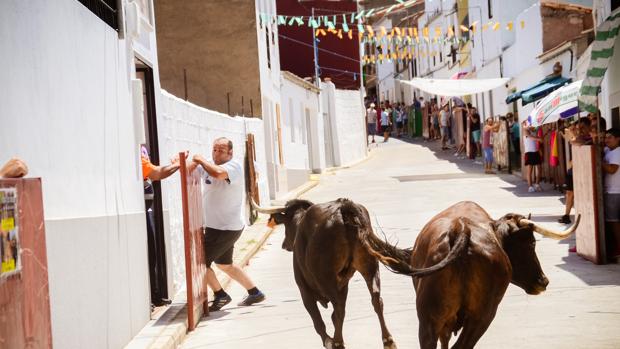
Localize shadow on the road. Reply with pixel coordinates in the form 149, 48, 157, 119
556, 253, 620, 287
395, 136, 566, 202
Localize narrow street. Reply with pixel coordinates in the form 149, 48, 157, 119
180, 139, 620, 349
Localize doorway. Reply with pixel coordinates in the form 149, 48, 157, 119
136, 60, 169, 306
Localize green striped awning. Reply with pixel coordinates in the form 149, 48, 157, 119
579, 8, 620, 113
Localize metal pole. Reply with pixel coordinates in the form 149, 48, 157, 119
227, 92, 231, 116
183, 68, 188, 101
312, 7, 320, 86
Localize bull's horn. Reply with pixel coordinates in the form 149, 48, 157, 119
250, 198, 286, 215
518, 214, 581, 240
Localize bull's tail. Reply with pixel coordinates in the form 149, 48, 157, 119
338, 198, 418, 276
361, 216, 471, 278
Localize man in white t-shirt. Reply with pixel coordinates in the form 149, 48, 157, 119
191, 137, 265, 311
603, 128, 620, 258
366, 103, 377, 144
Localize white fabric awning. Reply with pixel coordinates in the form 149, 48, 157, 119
399, 77, 511, 97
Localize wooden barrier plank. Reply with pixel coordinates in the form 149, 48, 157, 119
573, 145, 606, 264
0, 178, 52, 348
179, 154, 209, 331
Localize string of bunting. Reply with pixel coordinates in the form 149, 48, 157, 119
259, 10, 526, 36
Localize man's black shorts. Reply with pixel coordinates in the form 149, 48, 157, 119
204, 227, 244, 267
564, 168, 574, 191
524, 151, 542, 166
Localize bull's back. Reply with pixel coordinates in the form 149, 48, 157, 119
411, 203, 511, 324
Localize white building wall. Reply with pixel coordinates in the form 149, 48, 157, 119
280, 74, 323, 188
280, 78, 314, 170
0, 1, 158, 348
322, 82, 367, 167
376, 17, 396, 102
256, 0, 285, 199
503, 3, 544, 79
157, 91, 269, 293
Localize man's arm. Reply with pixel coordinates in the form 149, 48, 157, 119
603, 150, 620, 174
192, 154, 229, 180
0, 158, 28, 178
147, 152, 188, 181
603, 163, 619, 174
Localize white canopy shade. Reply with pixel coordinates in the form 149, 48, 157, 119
399, 77, 511, 97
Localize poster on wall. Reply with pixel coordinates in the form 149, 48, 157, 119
0, 188, 20, 277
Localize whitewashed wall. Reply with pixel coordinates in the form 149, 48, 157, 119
376, 17, 396, 102
256, 0, 285, 199
322, 82, 367, 167
280, 77, 315, 170
280, 75, 324, 189
0, 1, 158, 348
158, 91, 269, 294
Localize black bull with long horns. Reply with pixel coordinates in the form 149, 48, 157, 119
252, 199, 579, 349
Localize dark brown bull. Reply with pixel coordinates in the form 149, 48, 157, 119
408, 201, 580, 349
253, 198, 470, 349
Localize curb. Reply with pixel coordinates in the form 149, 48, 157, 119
272, 180, 320, 205
324, 151, 376, 174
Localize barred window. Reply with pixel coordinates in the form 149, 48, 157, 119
77, 0, 119, 30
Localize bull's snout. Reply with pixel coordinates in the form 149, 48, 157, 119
527, 275, 549, 295
281, 242, 293, 252
538, 275, 549, 289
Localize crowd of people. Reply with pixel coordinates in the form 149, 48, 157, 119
365, 95, 619, 258
365, 100, 414, 144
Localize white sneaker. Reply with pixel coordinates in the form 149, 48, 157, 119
528, 186, 536, 193
535, 184, 543, 192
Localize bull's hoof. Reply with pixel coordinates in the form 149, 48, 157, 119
324, 337, 334, 349
383, 337, 397, 349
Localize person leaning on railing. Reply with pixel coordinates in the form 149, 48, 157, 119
0, 158, 28, 178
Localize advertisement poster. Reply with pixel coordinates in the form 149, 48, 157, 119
0, 188, 19, 277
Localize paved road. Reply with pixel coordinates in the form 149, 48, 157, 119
180, 139, 620, 349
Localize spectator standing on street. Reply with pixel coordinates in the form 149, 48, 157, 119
603, 128, 620, 258
558, 117, 594, 224
470, 111, 481, 158
190, 137, 266, 311
440, 104, 451, 150
395, 104, 404, 138
523, 124, 543, 192
482, 117, 500, 174
366, 103, 377, 144
403, 102, 410, 136
380, 105, 392, 142
430, 104, 439, 140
